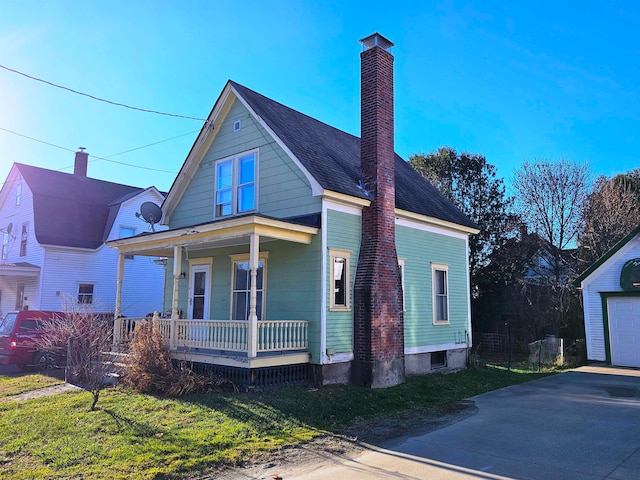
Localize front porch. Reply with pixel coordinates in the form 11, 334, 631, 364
107, 215, 320, 370
113, 315, 310, 368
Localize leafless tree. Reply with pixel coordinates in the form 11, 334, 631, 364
578, 174, 640, 265
512, 158, 591, 335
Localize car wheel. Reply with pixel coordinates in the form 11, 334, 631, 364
33, 351, 58, 371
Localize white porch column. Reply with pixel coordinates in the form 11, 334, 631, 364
248, 233, 259, 358
170, 246, 182, 349
113, 252, 125, 347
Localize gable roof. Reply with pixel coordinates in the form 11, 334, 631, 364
573, 225, 640, 287
229, 81, 477, 230
15, 163, 153, 249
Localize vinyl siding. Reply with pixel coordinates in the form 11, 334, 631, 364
325, 209, 361, 354
169, 98, 320, 228
581, 235, 640, 361
165, 235, 323, 362
396, 224, 470, 349
0, 169, 45, 313
39, 190, 166, 317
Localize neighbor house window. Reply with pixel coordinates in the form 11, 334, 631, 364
78, 283, 94, 304
2, 232, 8, 260
215, 150, 257, 217
432, 264, 449, 324
329, 249, 351, 311
19, 224, 27, 257
398, 258, 406, 312
15, 183, 21, 206
229, 253, 267, 320
15, 283, 24, 310
120, 227, 136, 259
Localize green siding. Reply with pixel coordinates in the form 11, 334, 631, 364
396, 225, 469, 349
325, 209, 361, 354
163, 235, 323, 362
170, 98, 320, 228
323, 210, 470, 355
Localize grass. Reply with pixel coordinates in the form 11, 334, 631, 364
0, 366, 551, 479
0, 372, 64, 399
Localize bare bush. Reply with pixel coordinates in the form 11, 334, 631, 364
122, 317, 235, 396
37, 304, 113, 411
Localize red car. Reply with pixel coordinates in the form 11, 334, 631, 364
0, 310, 66, 370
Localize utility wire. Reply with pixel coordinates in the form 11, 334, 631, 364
0, 126, 76, 154
0, 64, 206, 121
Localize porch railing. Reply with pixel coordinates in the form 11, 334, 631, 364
113, 317, 309, 354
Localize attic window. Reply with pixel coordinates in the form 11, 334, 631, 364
233, 120, 241, 132
15, 183, 21, 206
214, 150, 257, 218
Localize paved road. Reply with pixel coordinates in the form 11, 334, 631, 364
229, 366, 640, 479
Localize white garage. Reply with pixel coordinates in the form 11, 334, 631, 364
574, 226, 640, 368
607, 297, 640, 368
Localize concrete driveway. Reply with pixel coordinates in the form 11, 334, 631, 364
234, 367, 640, 479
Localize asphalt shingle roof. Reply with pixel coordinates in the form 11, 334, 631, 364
230, 81, 477, 230
16, 163, 144, 249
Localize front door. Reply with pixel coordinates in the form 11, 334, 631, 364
189, 264, 211, 320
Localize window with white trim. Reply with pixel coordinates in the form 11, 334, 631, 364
2, 232, 8, 260
15, 183, 21, 206
230, 253, 267, 320
398, 258, 406, 312
329, 249, 351, 311
78, 283, 95, 304
432, 264, 449, 324
120, 227, 136, 259
215, 150, 257, 218
19, 224, 27, 257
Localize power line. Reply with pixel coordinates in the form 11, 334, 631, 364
0, 125, 192, 174
0, 127, 76, 154
0, 64, 206, 121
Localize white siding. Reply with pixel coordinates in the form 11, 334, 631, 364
0, 167, 46, 313
581, 235, 640, 361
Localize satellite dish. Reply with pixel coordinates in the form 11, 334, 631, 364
6, 223, 12, 234
136, 202, 162, 232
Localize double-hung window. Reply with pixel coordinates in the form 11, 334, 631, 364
432, 264, 449, 324
215, 150, 257, 218
329, 249, 351, 311
78, 283, 95, 304
230, 253, 267, 320
2, 232, 8, 260
19, 224, 27, 257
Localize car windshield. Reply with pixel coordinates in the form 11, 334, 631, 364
0, 312, 17, 336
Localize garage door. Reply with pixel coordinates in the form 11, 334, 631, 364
608, 297, 640, 368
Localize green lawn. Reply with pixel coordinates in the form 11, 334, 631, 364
0, 366, 550, 479
0, 372, 64, 399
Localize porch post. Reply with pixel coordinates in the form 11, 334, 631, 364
171, 246, 182, 349
113, 252, 125, 347
248, 233, 259, 358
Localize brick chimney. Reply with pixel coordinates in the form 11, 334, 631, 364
74, 147, 88, 177
352, 33, 405, 388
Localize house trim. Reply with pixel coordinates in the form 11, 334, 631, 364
107, 215, 319, 257
163, 86, 235, 221
231, 83, 324, 197
599, 291, 640, 365
396, 209, 479, 236
405, 342, 465, 355
574, 225, 640, 287
321, 190, 370, 208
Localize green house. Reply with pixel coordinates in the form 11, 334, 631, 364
108, 34, 478, 387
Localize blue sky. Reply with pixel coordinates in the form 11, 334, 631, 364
0, 1, 638, 194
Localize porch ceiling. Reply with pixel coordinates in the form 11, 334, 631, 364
106, 215, 319, 257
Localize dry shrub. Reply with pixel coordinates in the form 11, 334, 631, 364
122, 318, 235, 396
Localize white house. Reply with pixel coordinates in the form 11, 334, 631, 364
573, 226, 640, 368
0, 149, 166, 317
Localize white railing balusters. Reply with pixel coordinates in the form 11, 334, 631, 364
113, 317, 308, 354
